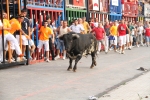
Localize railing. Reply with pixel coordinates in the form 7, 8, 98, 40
25, 0, 63, 8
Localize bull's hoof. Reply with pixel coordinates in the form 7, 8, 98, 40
90, 66, 94, 69
67, 68, 72, 71
94, 62, 97, 66
73, 69, 76, 72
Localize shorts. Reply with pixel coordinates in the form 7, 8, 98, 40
16, 35, 28, 45
10, 42, 15, 50
126, 34, 130, 43
56, 39, 65, 50
119, 35, 126, 46
145, 36, 150, 42
29, 39, 34, 46
37, 40, 49, 52
110, 36, 117, 45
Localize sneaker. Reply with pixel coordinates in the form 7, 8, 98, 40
97, 51, 100, 54
54, 55, 60, 60
119, 50, 122, 54
137, 45, 139, 48
46, 59, 50, 62
128, 48, 131, 50
18, 54, 24, 57
22, 57, 27, 60
11, 59, 16, 62
121, 51, 125, 54
29, 56, 33, 60
115, 50, 118, 52
63, 56, 66, 60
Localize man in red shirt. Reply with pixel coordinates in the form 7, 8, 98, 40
118, 19, 127, 54
92, 22, 106, 54
144, 24, 150, 47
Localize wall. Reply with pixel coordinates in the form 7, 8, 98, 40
73, 0, 84, 6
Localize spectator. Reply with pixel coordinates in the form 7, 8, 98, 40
144, 24, 150, 47
82, 17, 91, 34
136, 22, 144, 47
55, 20, 71, 60
38, 20, 54, 62
117, 19, 127, 54
70, 19, 84, 34
91, 22, 106, 54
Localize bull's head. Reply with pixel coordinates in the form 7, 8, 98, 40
59, 32, 80, 52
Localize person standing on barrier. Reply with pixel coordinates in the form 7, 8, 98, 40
16, 9, 30, 60
0, 11, 24, 62
45, 16, 55, 60
9, 15, 28, 61
38, 20, 54, 62
55, 20, 71, 60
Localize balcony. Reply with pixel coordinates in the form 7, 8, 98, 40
21, 0, 64, 10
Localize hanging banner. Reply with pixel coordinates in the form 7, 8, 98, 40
93, 0, 99, 11
112, 0, 118, 6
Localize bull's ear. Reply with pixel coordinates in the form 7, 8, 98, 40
72, 34, 80, 39
58, 35, 64, 40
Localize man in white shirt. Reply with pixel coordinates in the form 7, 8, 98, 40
94, 18, 99, 27
136, 22, 144, 47
70, 19, 84, 34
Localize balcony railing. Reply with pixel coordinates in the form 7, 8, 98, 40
22, 0, 64, 8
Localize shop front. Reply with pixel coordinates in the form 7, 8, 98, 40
109, 0, 122, 21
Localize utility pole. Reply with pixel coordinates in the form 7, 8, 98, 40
86, 0, 89, 21
64, 0, 66, 20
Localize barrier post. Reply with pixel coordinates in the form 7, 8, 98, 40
1, 0, 5, 63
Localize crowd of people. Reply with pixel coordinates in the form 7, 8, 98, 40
0, 8, 150, 63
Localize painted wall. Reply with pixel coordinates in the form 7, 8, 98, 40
73, 0, 84, 6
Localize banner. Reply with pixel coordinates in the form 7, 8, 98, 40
112, 0, 118, 6
93, 0, 99, 11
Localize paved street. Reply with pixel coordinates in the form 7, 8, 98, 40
0, 46, 150, 100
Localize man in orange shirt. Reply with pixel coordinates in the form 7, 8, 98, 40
0, 12, 23, 62
9, 15, 27, 61
38, 20, 54, 62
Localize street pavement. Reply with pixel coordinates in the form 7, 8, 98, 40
98, 71, 150, 100
0, 46, 150, 100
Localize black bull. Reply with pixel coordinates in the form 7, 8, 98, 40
59, 32, 98, 72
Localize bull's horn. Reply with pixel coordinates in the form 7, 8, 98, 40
72, 34, 80, 38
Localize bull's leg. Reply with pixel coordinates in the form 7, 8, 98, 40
67, 58, 73, 71
73, 56, 82, 72
90, 52, 97, 68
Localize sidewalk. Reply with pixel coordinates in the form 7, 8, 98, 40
98, 71, 150, 100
